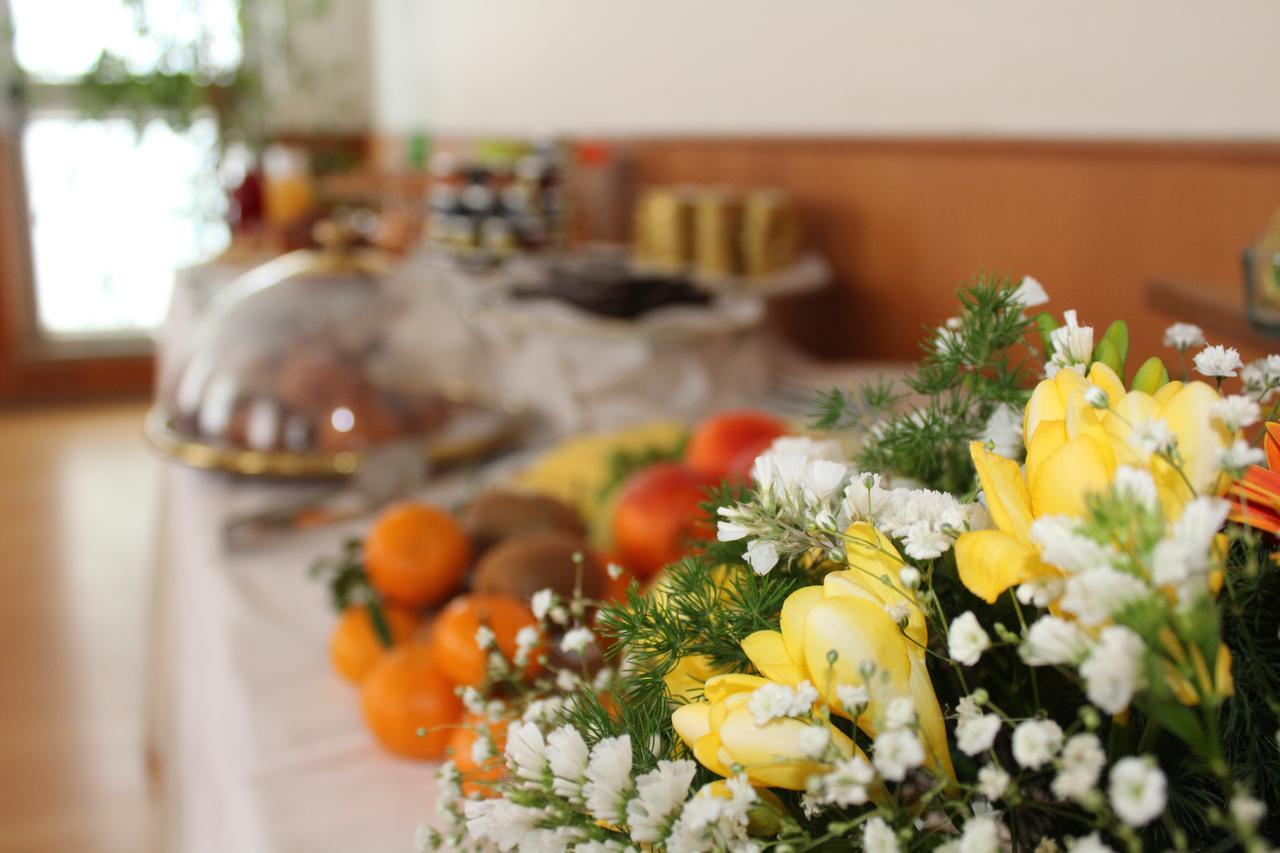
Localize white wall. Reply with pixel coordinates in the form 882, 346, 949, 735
371, 0, 1280, 139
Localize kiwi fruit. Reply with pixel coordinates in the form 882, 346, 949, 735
461, 490, 587, 556
471, 531, 602, 604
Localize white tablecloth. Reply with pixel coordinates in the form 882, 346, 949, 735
150, 465, 463, 853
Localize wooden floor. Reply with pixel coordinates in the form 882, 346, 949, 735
0, 402, 160, 852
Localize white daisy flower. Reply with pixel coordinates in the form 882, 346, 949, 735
626, 759, 698, 843
504, 721, 548, 785
547, 725, 590, 800
463, 798, 545, 851
1047, 310, 1094, 376
582, 735, 634, 824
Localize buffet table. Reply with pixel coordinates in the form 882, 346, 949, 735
147, 253, 891, 852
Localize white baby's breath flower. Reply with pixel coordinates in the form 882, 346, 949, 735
1108, 755, 1167, 827
1212, 395, 1261, 431
1016, 576, 1065, 608
1152, 496, 1231, 592
898, 566, 921, 590
504, 721, 548, 785
555, 669, 580, 693
1012, 719, 1064, 770
956, 713, 1002, 756
748, 680, 819, 725
459, 685, 486, 715
815, 755, 875, 806
1014, 275, 1049, 309
1219, 439, 1265, 475
470, 733, 495, 765
1060, 568, 1150, 627
873, 728, 925, 781
955, 815, 1002, 853
884, 697, 917, 730
1021, 615, 1093, 666
605, 562, 624, 581
977, 764, 1011, 801
948, 611, 991, 666
797, 725, 832, 759
1163, 322, 1205, 352
1128, 418, 1177, 456
744, 538, 781, 575
1079, 626, 1146, 714
530, 588, 556, 621
474, 625, 496, 651
626, 759, 698, 844
1230, 793, 1267, 831
1048, 310, 1094, 376
1194, 344, 1244, 378
1052, 733, 1106, 802
862, 816, 900, 853
514, 625, 540, 650
836, 683, 870, 715
560, 627, 595, 656
1067, 833, 1118, 853
1113, 466, 1159, 509
582, 735, 633, 824
1030, 516, 1118, 574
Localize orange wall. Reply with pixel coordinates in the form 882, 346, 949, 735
626, 138, 1280, 365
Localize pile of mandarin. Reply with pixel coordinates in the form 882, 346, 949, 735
323, 410, 793, 779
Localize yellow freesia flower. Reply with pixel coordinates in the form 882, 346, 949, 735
956, 363, 1235, 604
671, 674, 856, 790
738, 523, 954, 779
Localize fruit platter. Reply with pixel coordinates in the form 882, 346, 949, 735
312, 411, 795, 764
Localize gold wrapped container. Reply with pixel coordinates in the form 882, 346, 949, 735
632, 185, 802, 281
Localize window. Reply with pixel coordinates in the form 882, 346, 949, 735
5, 0, 240, 344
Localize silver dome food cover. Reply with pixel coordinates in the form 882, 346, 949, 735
147, 232, 522, 477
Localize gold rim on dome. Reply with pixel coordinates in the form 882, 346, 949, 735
143, 390, 528, 479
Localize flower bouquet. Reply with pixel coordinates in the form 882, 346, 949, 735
425, 276, 1280, 852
